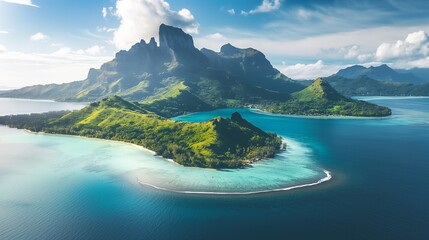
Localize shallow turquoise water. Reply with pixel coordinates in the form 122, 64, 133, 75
0, 109, 328, 194
0, 97, 428, 239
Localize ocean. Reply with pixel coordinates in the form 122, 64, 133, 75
0, 97, 428, 239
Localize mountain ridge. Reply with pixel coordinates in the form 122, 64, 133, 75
0, 24, 391, 117
336, 64, 425, 84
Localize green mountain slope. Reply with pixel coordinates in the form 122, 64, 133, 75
140, 82, 213, 118
261, 78, 391, 116
336, 64, 424, 84
0, 24, 390, 117
0, 24, 303, 102
0, 96, 282, 168
325, 75, 429, 96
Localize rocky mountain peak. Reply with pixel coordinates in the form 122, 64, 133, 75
220, 43, 240, 55
159, 24, 195, 51
148, 37, 157, 48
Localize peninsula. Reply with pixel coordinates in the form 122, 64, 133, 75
0, 96, 283, 168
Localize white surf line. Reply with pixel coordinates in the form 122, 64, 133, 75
137, 170, 332, 195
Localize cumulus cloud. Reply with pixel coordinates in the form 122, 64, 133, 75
30, 32, 49, 41
227, 9, 235, 15
113, 0, 199, 50
241, 0, 281, 15
0, 30, 8, 34
376, 30, 429, 61
1, 0, 38, 7
279, 60, 344, 79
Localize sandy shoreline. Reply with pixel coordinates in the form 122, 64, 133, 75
249, 108, 391, 120
19, 127, 331, 195
22, 128, 157, 155
137, 170, 332, 195
18, 127, 331, 195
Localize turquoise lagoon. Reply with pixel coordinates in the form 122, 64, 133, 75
0, 97, 428, 239
0, 98, 329, 194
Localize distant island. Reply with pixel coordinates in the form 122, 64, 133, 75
0, 24, 391, 117
323, 64, 429, 97
0, 96, 283, 169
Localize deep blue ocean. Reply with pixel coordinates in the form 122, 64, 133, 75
0, 97, 428, 239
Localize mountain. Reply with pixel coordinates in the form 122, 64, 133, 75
200, 44, 301, 92
0, 24, 303, 102
396, 68, 429, 82
325, 75, 429, 96
262, 78, 391, 116
0, 96, 282, 168
336, 64, 424, 84
0, 24, 390, 117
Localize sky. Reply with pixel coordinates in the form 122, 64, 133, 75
1, 0, 429, 88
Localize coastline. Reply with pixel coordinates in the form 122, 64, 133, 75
21, 128, 283, 168
354, 96, 429, 101
2, 123, 331, 196
0, 97, 90, 104
173, 107, 392, 121
249, 108, 392, 120
136, 170, 332, 195
22, 128, 157, 155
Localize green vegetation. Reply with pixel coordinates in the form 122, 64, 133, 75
141, 82, 213, 118
261, 79, 391, 117
325, 75, 429, 97
0, 111, 70, 132
0, 24, 392, 117
0, 96, 282, 168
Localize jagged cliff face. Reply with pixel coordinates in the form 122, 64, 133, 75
159, 24, 194, 50
201, 43, 299, 92
0, 24, 304, 102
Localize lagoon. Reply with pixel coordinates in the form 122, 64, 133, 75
0, 97, 428, 239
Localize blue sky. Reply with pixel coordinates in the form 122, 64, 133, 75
1, 0, 429, 87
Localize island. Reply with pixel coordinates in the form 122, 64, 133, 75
0, 24, 391, 117
0, 24, 393, 169
0, 96, 283, 168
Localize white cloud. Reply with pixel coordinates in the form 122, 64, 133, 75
97, 26, 116, 33
396, 57, 429, 69
30, 32, 49, 41
227, 9, 235, 15
85, 45, 104, 55
278, 60, 344, 79
1, 0, 38, 7
0, 47, 112, 88
241, 0, 281, 15
0, 44, 7, 52
102, 7, 108, 18
376, 30, 429, 61
0, 31, 8, 34
196, 25, 429, 62
206, 33, 226, 41
113, 0, 199, 50
296, 9, 311, 19
51, 45, 105, 57
329, 45, 374, 62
